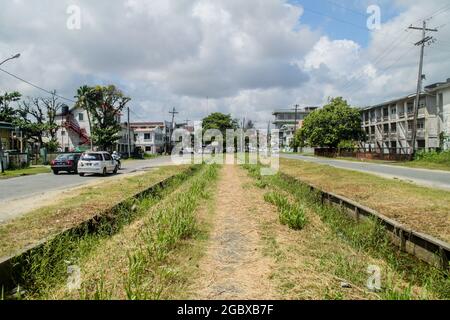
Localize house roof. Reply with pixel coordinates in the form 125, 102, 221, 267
0, 121, 14, 130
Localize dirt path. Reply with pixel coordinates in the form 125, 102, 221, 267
192, 165, 278, 300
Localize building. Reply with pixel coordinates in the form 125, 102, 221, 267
55, 105, 92, 152
361, 78, 450, 153
116, 124, 136, 154
0, 121, 14, 151
130, 122, 165, 154
55, 105, 128, 152
272, 107, 319, 150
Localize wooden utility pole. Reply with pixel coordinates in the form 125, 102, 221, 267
168, 107, 179, 152
293, 104, 300, 152
127, 107, 131, 158
409, 21, 437, 155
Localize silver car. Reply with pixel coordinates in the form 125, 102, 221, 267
78, 152, 118, 177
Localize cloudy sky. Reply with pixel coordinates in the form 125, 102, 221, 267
0, 0, 449, 127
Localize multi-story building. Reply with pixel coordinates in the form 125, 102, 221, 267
273, 107, 319, 150
130, 122, 165, 154
55, 105, 133, 152
361, 78, 450, 153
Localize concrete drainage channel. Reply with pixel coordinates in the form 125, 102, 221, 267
0, 165, 199, 295
280, 173, 450, 271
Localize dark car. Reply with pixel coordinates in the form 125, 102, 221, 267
50, 153, 81, 174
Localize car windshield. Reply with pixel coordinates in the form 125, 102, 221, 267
81, 153, 103, 161
56, 154, 75, 161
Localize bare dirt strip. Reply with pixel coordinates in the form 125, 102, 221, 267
191, 165, 278, 299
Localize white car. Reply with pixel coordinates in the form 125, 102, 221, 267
78, 152, 118, 177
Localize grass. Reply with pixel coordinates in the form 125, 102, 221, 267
0, 166, 190, 259
243, 164, 450, 300
263, 191, 307, 230
279, 158, 450, 243
7, 164, 219, 300
402, 150, 450, 171
0, 166, 51, 179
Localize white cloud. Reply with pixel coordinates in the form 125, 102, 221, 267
0, 0, 449, 126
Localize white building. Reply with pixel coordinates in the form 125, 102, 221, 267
55, 105, 132, 152
361, 78, 450, 152
130, 122, 165, 154
55, 105, 92, 152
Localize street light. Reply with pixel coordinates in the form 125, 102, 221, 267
0, 53, 21, 173
0, 53, 21, 66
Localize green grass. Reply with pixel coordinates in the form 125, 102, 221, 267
243, 164, 450, 300
263, 191, 307, 230
4, 164, 220, 300
4, 167, 199, 299
0, 166, 51, 179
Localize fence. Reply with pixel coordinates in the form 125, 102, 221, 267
3, 152, 29, 169
314, 147, 414, 161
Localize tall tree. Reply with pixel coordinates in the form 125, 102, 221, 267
0, 92, 21, 123
15, 94, 62, 151
202, 112, 238, 136
75, 85, 131, 151
293, 97, 365, 149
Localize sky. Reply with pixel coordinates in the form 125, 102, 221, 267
0, 0, 450, 128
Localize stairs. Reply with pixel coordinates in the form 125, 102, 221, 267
63, 117, 90, 145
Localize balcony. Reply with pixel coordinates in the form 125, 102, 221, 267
399, 112, 405, 119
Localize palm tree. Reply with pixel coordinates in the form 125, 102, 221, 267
75, 86, 94, 150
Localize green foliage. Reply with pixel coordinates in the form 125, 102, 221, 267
296, 97, 365, 148
264, 191, 307, 230
414, 150, 450, 164
75, 85, 131, 151
202, 112, 238, 137
0, 92, 21, 123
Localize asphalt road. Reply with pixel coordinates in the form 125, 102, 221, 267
0, 156, 177, 203
280, 154, 450, 191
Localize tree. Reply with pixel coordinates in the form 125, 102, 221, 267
294, 97, 364, 149
15, 94, 62, 151
202, 112, 238, 136
75, 85, 131, 151
0, 92, 21, 123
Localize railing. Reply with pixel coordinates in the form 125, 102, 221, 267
314, 147, 414, 160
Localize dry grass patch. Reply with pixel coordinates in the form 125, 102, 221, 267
280, 158, 450, 243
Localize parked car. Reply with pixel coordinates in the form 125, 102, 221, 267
50, 153, 81, 175
77, 152, 118, 177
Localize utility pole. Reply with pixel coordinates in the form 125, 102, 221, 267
127, 107, 131, 158
293, 104, 300, 152
169, 107, 179, 152
409, 21, 437, 156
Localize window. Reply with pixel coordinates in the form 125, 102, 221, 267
439, 93, 444, 112
407, 103, 414, 114
417, 120, 425, 130
104, 153, 111, 161
391, 123, 397, 132
145, 146, 152, 152
418, 140, 425, 148
144, 133, 151, 140
383, 124, 389, 132
81, 153, 103, 161
408, 120, 413, 131
78, 113, 84, 121
391, 107, 397, 115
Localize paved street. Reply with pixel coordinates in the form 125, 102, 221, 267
0, 156, 177, 203
281, 154, 450, 191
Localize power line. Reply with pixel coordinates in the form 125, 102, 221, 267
0, 67, 76, 103
301, 5, 368, 30
322, 0, 367, 17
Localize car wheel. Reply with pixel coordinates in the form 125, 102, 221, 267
79, 173, 85, 177
102, 167, 107, 176
53, 170, 59, 175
